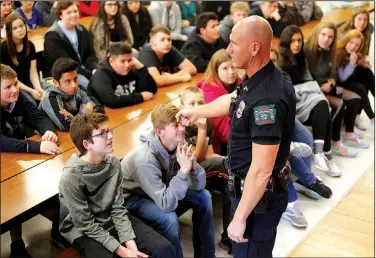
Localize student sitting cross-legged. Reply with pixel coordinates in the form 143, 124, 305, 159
180, 86, 232, 253
88, 42, 157, 109
58, 113, 176, 258
121, 103, 216, 258
39, 57, 104, 132
137, 25, 197, 87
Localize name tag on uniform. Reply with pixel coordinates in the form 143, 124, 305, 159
236, 101, 246, 118
253, 105, 276, 125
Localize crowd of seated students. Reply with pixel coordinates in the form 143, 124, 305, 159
1, 1, 374, 258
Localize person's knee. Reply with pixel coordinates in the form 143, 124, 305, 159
195, 189, 213, 211
160, 212, 180, 234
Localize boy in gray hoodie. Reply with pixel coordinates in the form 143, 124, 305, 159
121, 103, 215, 258
58, 113, 176, 258
39, 57, 104, 131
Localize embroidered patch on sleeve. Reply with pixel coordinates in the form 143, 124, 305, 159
253, 104, 276, 125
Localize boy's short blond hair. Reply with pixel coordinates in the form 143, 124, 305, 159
1, 64, 17, 81
180, 86, 204, 105
230, 2, 249, 14
151, 103, 179, 129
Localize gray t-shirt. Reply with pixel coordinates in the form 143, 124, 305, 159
58, 20, 81, 61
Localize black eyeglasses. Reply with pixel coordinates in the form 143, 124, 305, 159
90, 128, 113, 139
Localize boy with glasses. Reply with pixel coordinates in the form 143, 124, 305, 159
58, 113, 176, 258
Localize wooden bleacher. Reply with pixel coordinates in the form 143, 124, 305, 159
1, 3, 375, 257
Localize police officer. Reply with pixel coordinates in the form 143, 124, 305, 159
176, 16, 296, 258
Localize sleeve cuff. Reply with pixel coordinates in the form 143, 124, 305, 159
134, 93, 144, 104
176, 171, 189, 181
104, 237, 122, 253
28, 140, 41, 153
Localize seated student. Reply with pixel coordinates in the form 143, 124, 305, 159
181, 12, 227, 73
1, 12, 45, 106
304, 23, 368, 150
293, 1, 323, 24
138, 25, 196, 87
277, 1, 305, 27
338, 9, 375, 130
337, 29, 375, 131
123, 1, 153, 51
178, 1, 200, 36
43, 1, 98, 89
90, 1, 135, 61
88, 42, 157, 108
39, 58, 104, 131
35, 1, 58, 27
219, 2, 248, 44
197, 49, 241, 155
271, 48, 333, 202
78, 0, 99, 18
16, 1, 42, 30
180, 86, 232, 253
121, 103, 215, 258
0, 0, 13, 38
59, 113, 176, 258
249, 1, 289, 37
148, 1, 187, 49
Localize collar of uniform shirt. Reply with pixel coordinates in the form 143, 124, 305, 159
241, 60, 275, 92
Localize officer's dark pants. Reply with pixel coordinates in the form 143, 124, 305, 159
230, 189, 288, 258
200, 157, 231, 240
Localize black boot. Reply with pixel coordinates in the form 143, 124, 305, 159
10, 240, 32, 258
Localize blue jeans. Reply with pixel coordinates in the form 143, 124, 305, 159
290, 119, 316, 186
125, 190, 215, 258
231, 189, 288, 258
78, 73, 89, 90
288, 177, 298, 203
182, 26, 196, 36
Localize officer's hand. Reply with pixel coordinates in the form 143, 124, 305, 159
176, 143, 194, 174
176, 108, 196, 126
228, 217, 248, 243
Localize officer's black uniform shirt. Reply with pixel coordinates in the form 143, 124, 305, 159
228, 60, 296, 179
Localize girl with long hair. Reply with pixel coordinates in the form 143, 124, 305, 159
337, 29, 375, 130
89, 1, 135, 61
305, 23, 367, 157
1, 12, 44, 106
1, 0, 13, 38
279, 24, 345, 177
123, 1, 153, 51
196, 49, 241, 155
338, 10, 375, 129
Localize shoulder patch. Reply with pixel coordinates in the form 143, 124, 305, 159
253, 104, 276, 125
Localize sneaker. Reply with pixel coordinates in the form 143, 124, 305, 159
326, 159, 342, 177
51, 228, 71, 249
10, 240, 32, 258
282, 205, 308, 228
313, 153, 329, 172
294, 179, 333, 199
219, 237, 232, 254
343, 135, 369, 149
355, 115, 367, 130
290, 142, 312, 158
332, 144, 359, 158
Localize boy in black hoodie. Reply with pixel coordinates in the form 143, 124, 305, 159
1, 64, 60, 258
88, 42, 158, 108
181, 12, 227, 73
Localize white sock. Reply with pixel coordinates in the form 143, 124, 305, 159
287, 201, 295, 209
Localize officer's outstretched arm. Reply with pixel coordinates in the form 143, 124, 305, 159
232, 143, 279, 221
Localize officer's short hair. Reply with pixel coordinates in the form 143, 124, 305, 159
180, 86, 204, 105
151, 103, 179, 129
